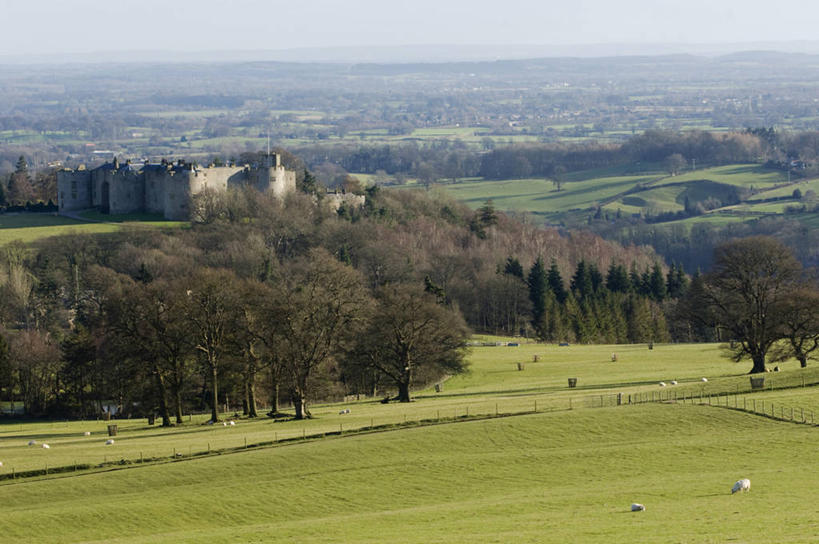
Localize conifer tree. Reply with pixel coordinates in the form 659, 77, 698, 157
547, 260, 567, 303
527, 257, 548, 337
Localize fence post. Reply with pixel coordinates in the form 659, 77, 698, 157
534, 401, 537, 412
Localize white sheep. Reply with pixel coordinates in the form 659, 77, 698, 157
229, 420, 236, 426
27, 440, 37, 446
701, 377, 709, 382
105, 439, 115, 446
631, 503, 645, 511
0, 461, 4, 467
83, 431, 91, 436
671, 380, 678, 385
222, 422, 227, 427
41, 444, 50, 449
732, 478, 751, 494
659, 382, 666, 387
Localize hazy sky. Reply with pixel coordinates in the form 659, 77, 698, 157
1, 0, 818, 56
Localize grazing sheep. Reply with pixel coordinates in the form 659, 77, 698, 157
732, 478, 751, 494
83, 431, 91, 436
41, 444, 50, 449
631, 503, 645, 511
701, 377, 708, 382
206, 420, 214, 425
773, 366, 780, 372
659, 382, 666, 387
222, 422, 227, 427
229, 420, 236, 426
27, 440, 37, 446
0, 461, 3, 467
671, 380, 678, 385
105, 439, 115, 445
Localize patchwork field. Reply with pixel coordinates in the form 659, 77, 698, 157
2, 342, 819, 542
433, 164, 807, 228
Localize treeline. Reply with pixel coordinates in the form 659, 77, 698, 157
0, 186, 674, 421
291, 128, 819, 186
0, 156, 57, 208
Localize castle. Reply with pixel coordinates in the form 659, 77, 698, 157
57, 154, 296, 220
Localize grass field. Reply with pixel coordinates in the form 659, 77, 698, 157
0, 213, 187, 246
3, 342, 819, 542
433, 164, 804, 228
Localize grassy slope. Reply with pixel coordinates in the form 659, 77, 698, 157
0, 214, 186, 245
3, 405, 819, 543
433, 164, 799, 226
4, 343, 819, 542
4, 342, 816, 473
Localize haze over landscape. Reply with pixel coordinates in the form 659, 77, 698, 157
3, 0, 819, 61
4, 1, 819, 542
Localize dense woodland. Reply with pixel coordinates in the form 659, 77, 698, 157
0, 184, 685, 421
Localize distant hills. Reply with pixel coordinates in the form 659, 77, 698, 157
6, 41, 819, 65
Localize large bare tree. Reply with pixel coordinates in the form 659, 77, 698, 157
270, 249, 368, 419
698, 236, 802, 373
350, 284, 469, 402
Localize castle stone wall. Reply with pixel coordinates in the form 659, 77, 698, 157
57, 169, 92, 212
57, 154, 295, 220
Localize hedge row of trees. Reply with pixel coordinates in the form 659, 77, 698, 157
289, 128, 819, 187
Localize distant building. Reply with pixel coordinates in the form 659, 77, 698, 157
57, 154, 295, 220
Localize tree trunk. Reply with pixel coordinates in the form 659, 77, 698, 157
397, 381, 411, 403
799, 355, 808, 368
292, 390, 306, 420
269, 369, 280, 414
210, 363, 219, 422
750, 353, 767, 374
247, 374, 258, 418
172, 361, 185, 424
174, 388, 184, 424
154, 371, 171, 427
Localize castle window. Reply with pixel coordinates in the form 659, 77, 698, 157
70, 179, 77, 199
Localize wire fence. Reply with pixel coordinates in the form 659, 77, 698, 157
2, 381, 817, 481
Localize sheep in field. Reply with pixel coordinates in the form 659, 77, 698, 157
701, 377, 708, 382
659, 382, 666, 387
229, 420, 236, 426
27, 440, 37, 446
41, 444, 50, 449
83, 431, 91, 436
671, 380, 678, 385
105, 439, 115, 446
732, 479, 751, 494
631, 503, 645, 511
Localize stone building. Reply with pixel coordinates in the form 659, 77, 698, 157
57, 154, 295, 220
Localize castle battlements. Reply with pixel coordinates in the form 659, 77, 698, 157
57, 154, 295, 220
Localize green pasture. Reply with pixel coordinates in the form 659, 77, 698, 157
3, 342, 819, 541
656, 164, 785, 189
0, 214, 187, 245
439, 175, 657, 216
434, 164, 797, 227
3, 403, 819, 542
0, 341, 802, 475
